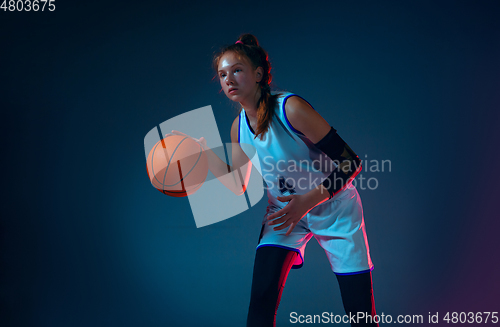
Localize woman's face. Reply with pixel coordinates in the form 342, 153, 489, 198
217, 51, 261, 103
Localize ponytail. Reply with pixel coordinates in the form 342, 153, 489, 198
254, 84, 279, 140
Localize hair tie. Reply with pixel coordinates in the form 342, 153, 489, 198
235, 40, 244, 45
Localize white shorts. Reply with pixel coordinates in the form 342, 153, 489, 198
256, 185, 374, 275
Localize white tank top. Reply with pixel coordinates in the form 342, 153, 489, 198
238, 92, 352, 209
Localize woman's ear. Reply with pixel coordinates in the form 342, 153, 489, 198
255, 67, 264, 83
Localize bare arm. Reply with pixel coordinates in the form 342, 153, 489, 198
179, 117, 251, 196
229, 116, 253, 195
284, 96, 362, 202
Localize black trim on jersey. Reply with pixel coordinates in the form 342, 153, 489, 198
282, 94, 305, 135
238, 113, 241, 143
282, 94, 320, 137
244, 111, 255, 134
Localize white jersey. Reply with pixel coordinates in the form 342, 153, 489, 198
238, 92, 372, 274
238, 92, 352, 210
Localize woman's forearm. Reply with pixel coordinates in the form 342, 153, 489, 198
303, 184, 330, 208
203, 147, 249, 196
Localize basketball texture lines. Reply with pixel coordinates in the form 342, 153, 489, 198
147, 135, 208, 197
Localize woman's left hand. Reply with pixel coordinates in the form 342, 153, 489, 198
266, 194, 315, 236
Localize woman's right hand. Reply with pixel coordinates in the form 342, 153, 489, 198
164, 130, 208, 151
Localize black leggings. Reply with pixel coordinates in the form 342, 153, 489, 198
246, 246, 379, 327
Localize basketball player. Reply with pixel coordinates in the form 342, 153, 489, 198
171, 33, 378, 327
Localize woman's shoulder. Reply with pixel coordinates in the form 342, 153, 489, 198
270, 91, 300, 113
231, 113, 242, 143
272, 91, 311, 109
281, 94, 331, 143
271, 90, 296, 98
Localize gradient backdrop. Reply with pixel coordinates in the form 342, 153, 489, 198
2, 1, 500, 326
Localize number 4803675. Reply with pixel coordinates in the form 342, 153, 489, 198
1, 0, 56, 11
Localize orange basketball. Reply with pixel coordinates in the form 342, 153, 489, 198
146, 135, 208, 197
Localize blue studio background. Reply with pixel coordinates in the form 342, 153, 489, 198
2, 1, 499, 326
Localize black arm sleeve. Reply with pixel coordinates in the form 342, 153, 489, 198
314, 127, 362, 199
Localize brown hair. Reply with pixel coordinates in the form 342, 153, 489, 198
213, 34, 280, 140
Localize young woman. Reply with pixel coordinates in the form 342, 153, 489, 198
171, 34, 378, 327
